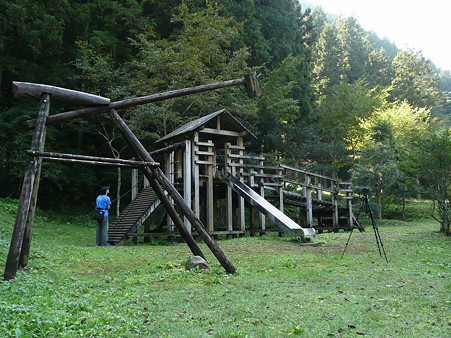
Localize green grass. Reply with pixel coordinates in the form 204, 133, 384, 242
0, 198, 450, 337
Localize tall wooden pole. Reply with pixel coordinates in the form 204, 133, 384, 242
109, 110, 237, 274
4, 94, 50, 280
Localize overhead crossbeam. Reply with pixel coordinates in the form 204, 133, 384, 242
13, 82, 110, 106
27, 150, 160, 168
26, 72, 260, 127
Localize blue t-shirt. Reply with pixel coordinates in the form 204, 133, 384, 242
96, 194, 112, 216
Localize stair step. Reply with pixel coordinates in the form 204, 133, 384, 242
108, 187, 159, 243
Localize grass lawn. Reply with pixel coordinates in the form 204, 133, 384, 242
0, 198, 450, 337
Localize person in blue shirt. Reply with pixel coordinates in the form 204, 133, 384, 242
96, 186, 112, 246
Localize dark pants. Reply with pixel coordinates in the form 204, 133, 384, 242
96, 216, 109, 246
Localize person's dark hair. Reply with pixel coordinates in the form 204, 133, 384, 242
100, 186, 110, 194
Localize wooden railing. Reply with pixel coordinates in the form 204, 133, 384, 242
224, 145, 353, 228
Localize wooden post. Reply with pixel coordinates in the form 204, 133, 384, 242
237, 137, 245, 232
193, 133, 201, 220
131, 167, 138, 200
206, 142, 214, 232
304, 174, 313, 228
166, 151, 175, 233
259, 158, 266, 232
225, 143, 233, 233
345, 183, 353, 228
183, 140, 192, 234
144, 218, 151, 243
317, 182, 323, 227
109, 110, 237, 274
332, 181, 339, 228
278, 165, 284, 213
4, 94, 50, 280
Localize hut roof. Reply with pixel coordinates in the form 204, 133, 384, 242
156, 109, 256, 144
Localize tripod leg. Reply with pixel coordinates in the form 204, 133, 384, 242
341, 199, 365, 259
341, 228, 354, 258
365, 198, 388, 262
373, 225, 389, 263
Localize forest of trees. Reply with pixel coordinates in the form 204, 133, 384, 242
0, 0, 449, 234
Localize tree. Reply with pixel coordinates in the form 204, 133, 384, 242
97, 121, 127, 216
411, 127, 451, 235
120, 2, 252, 142
363, 35, 393, 89
311, 23, 344, 97
221, 0, 310, 67
221, 0, 316, 120
317, 81, 384, 163
390, 49, 444, 108
248, 55, 304, 154
335, 17, 367, 83
352, 101, 431, 218
351, 142, 405, 219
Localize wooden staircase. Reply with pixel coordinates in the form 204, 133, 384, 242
108, 187, 160, 245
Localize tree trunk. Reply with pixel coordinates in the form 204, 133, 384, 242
376, 190, 382, 219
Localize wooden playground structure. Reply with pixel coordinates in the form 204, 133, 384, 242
110, 109, 354, 244
4, 74, 355, 281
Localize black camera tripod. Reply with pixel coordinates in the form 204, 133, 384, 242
341, 188, 388, 262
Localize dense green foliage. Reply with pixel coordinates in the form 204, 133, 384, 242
0, 198, 449, 336
0, 0, 450, 232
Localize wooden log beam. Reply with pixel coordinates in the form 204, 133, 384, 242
27, 150, 160, 167
38, 157, 150, 168
278, 163, 339, 182
244, 72, 261, 98
149, 142, 186, 157
4, 94, 50, 281
140, 164, 206, 258
26, 73, 259, 127
109, 109, 237, 274
13, 82, 110, 106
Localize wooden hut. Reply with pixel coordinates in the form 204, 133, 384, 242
155, 109, 256, 236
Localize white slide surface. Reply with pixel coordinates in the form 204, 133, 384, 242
220, 172, 315, 238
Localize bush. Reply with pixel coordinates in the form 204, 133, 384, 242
383, 201, 432, 220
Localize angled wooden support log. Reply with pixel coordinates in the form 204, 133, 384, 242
104, 112, 206, 260
26, 72, 260, 127
4, 94, 50, 280
27, 150, 160, 168
13, 82, 110, 106
109, 109, 237, 274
